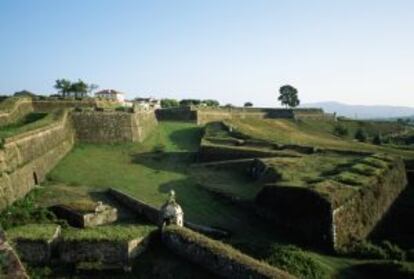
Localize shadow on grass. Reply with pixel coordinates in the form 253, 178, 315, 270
131, 151, 197, 174
369, 183, 414, 249
168, 126, 202, 152
339, 261, 414, 279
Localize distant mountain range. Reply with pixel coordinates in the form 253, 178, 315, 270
302, 101, 414, 119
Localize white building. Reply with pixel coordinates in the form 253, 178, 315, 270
134, 97, 161, 110
95, 89, 125, 104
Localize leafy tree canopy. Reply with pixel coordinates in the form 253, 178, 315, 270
278, 85, 300, 108
202, 99, 220, 107
54, 78, 97, 98
161, 98, 179, 108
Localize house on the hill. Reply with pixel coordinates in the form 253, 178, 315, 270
95, 89, 125, 104
134, 97, 161, 110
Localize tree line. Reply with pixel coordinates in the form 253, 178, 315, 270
54, 79, 98, 98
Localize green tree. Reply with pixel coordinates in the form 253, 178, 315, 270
179, 99, 201, 106
333, 124, 349, 137
372, 133, 383, 145
54, 79, 72, 98
244, 102, 253, 107
202, 99, 220, 107
70, 79, 89, 98
161, 98, 179, 108
278, 85, 300, 108
88, 83, 99, 94
355, 128, 368, 142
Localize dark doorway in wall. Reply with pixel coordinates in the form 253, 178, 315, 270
33, 172, 39, 185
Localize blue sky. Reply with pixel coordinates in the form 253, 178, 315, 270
1, 0, 413, 107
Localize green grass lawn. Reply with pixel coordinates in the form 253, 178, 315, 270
44, 122, 275, 236
7, 224, 59, 241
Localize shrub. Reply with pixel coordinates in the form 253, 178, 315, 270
266, 245, 329, 279
161, 98, 179, 108
0, 190, 55, 230
347, 240, 406, 261
380, 240, 406, 261
333, 124, 349, 137
152, 143, 166, 153
407, 249, 414, 261
347, 240, 388, 260
372, 133, 383, 145
355, 128, 368, 142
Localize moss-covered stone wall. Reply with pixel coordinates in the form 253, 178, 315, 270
32, 99, 96, 112
256, 186, 334, 247
0, 98, 34, 126
71, 110, 157, 144
333, 157, 407, 250
162, 225, 296, 279
0, 110, 75, 209
156, 106, 330, 125
155, 106, 197, 121
255, 155, 408, 250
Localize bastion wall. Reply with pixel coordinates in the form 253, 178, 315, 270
0, 110, 74, 209
0, 99, 158, 210
0, 98, 34, 126
155, 106, 332, 125
71, 110, 158, 143
255, 155, 407, 250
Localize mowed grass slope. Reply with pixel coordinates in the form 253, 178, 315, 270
226, 118, 414, 157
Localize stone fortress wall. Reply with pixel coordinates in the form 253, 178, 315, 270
255, 155, 407, 250
0, 99, 158, 210
0, 109, 74, 209
0, 98, 34, 126
71, 109, 157, 144
156, 106, 334, 125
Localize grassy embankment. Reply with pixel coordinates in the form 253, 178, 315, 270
0, 110, 64, 139
225, 118, 414, 158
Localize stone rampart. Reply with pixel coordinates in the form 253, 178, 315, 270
156, 106, 329, 125
196, 108, 329, 125
0, 98, 34, 126
0, 110, 75, 209
155, 106, 197, 122
58, 236, 149, 268
255, 155, 408, 250
71, 110, 157, 144
162, 225, 295, 279
332, 157, 407, 250
32, 99, 96, 112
